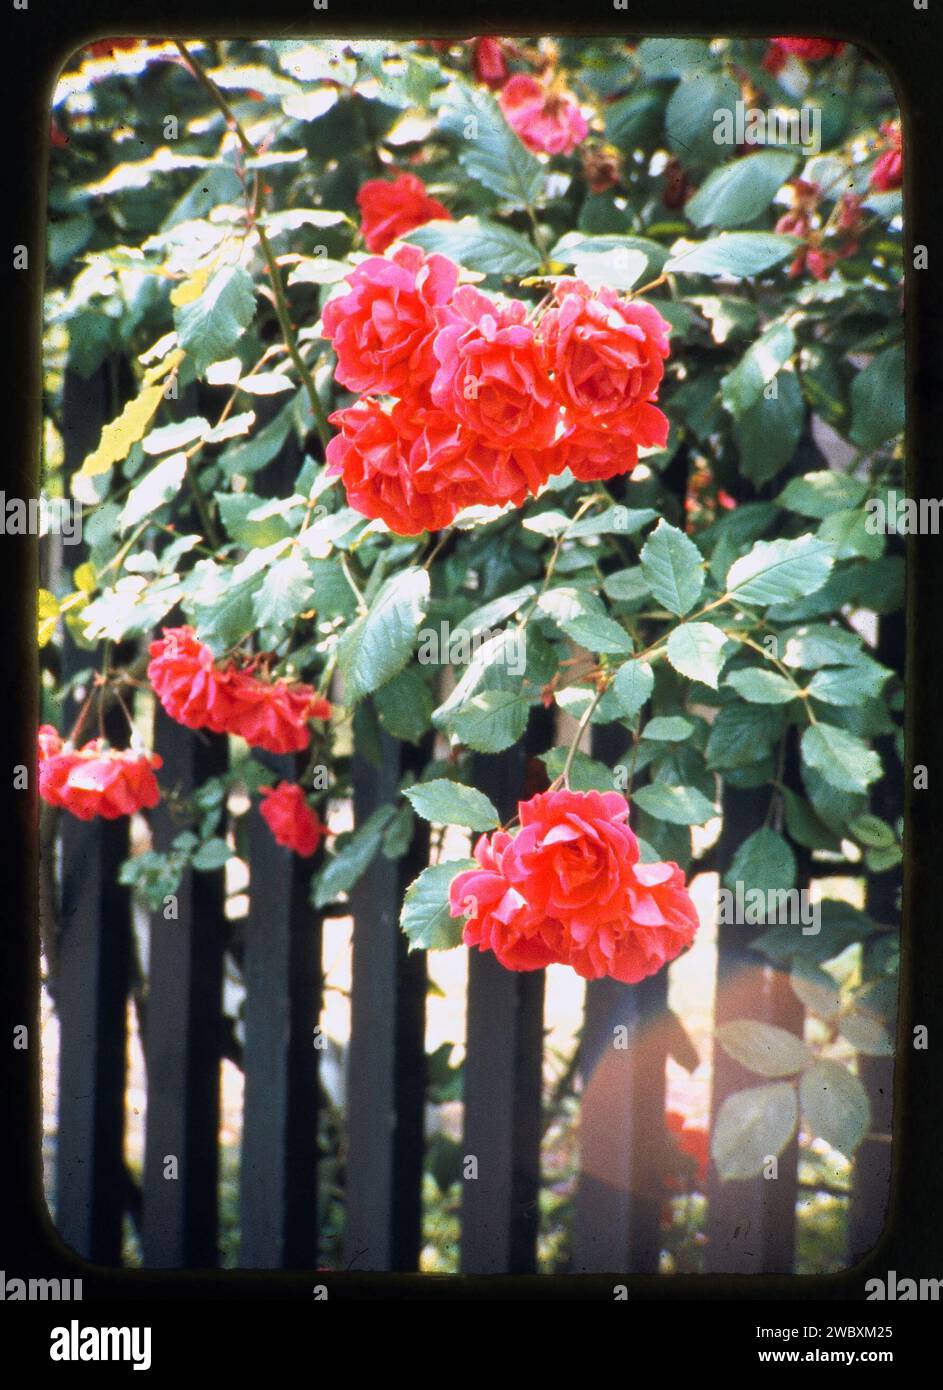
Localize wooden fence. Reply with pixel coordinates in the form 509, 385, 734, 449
41, 367, 899, 1275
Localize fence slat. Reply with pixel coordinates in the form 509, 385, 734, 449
574, 722, 667, 1273
240, 751, 322, 1269
142, 711, 228, 1268
344, 731, 429, 1272
460, 708, 552, 1274
56, 702, 132, 1263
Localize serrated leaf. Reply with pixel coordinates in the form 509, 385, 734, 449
447, 688, 530, 753
313, 806, 395, 908
403, 779, 500, 831
640, 519, 705, 615
712, 1082, 798, 1180
666, 621, 728, 689
252, 551, 314, 629
779, 471, 868, 519
440, 81, 544, 208
716, 1020, 812, 1077
724, 827, 796, 896
611, 659, 654, 718
790, 962, 842, 1020
721, 320, 796, 416
641, 716, 693, 742
338, 566, 430, 703
400, 859, 475, 951
632, 782, 715, 825
725, 667, 799, 704
686, 150, 796, 229
801, 723, 882, 794
118, 452, 187, 532
725, 535, 834, 606
76, 383, 165, 481
174, 264, 256, 376
405, 216, 540, 275
799, 1061, 870, 1156
665, 232, 799, 278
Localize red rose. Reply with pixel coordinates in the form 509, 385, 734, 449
431, 285, 560, 450
561, 413, 667, 482
259, 782, 326, 857
666, 1111, 709, 1190
449, 789, 698, 984
564, 857, 699, 984
224, 672, 331, 755
320, 244, 458, 396
38, 727, 162, 821
771, 37, 846, 60
472, 37, 509, 90
327, 397, 469, 535
449, 831, 564, 971
148, 625, 242, 733
870, 121, 902, 192
498, 74, 589, 156
356, 172, 450, 254
541, 280, 671, 433
149, 626, 331, 753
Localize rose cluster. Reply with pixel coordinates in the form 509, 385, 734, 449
147, 626, 332, 755
38, 725, 162, 821
448, 788, 698, 984
322, 243, 671, 535
259, 781, 327, 858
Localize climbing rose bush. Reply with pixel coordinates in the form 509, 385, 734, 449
38, 727, 162, 821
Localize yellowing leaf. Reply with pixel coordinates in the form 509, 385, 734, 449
170, 265, 212, 307
73, 561, 97, 594
38, 589, 59, 647
77, 383, 165, 479
142, 346, 184, 386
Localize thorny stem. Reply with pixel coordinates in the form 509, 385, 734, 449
174, 40, 332, 451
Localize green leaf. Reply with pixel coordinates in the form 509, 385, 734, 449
611, 659, 655, 718
712, 1082, 798, 1180
641, 716, 694, 742
554, 611, 634, 655
447, 688, 530, 753
313, 806, 395, 908
849, 344, 905, 451
665, 232, 799, 278
801, 723, 882, 794
706, 701, 783, 770
817, 508, 885, 561
849, 813, 896, 849
174, 265, 256, 376
632, 782, 715, 825
539, 747, 615, 793
567, 247, 648, 292
807, 662, 890, 706
338, 566, 430, 703
548, 232, 668, 282
686, 151, 797, 229
640, 519, 705, 616
374, 667, 435, 743
253, 551, 314, 630
142, 416, 210, 455
734, 370, 804, 486
838, 1013, 894, 1056
216, 491, 298, 547
191, 837, 232, 871
724, 827, 796, 895
779, 471, 868, 519
118, 453, 187, 532
400, 859, 474, 952
603, 567, 650, 605
665, 72, 740, 166
725, 668, 799, 704
666, 621, 728, 689
440, 81, 543, 208
716, 1020, 812, 1078
781, 787, 842, 853
403, 779, 500, 832
799, 1061, 870, 1156
721, 321, 796, 416
790, 962, 842, 1020
725, 535, 834, 606
780, 623, 865, 669
405, 216, 540, 275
